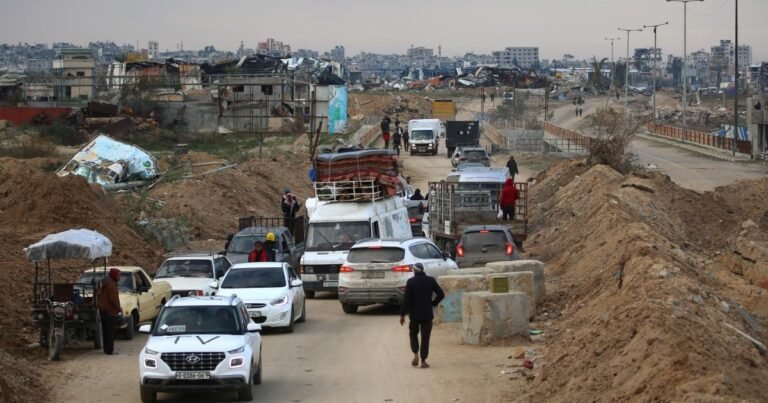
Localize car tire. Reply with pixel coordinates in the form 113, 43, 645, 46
238, 368, 254, 401
254, 353, 263, 385
341, 303, 358, 314
123, 313, 136, 340
297, 299, 306, 323
304, 290, 315, 299
48, 326, 63, 361
284, 308, 295, 333
139, 386, 156, 403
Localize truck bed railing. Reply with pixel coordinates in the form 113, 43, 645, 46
238, 215, 306, 244
313, 180, 385, 202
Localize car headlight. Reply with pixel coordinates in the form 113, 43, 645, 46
228, 346, 245, 354
270, 295, 289, 306
144, 347, 158, 355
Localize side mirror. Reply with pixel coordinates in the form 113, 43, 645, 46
247, 322, 262, 333
208, 280, 219, 290
139, 324, 151, 334
290, 279, 303, 288
442, 251, 450, 261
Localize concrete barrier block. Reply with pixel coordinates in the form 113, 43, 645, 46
487, 272, 536, 319
461, 291, 530, 345
444, 267, 497, 277
485, 260, 545, 302
436, 275, 488, 323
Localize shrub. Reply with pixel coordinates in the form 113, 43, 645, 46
0, 137, 58, 159
40, 121, 87, 146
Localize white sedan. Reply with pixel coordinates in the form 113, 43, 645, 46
213, 262, 306, 332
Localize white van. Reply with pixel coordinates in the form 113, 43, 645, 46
299, 195, 412, 298
408, 119, 442, 156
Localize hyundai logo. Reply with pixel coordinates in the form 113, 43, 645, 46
185, 355, 202, 364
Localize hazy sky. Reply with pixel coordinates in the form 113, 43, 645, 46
1, 0, 766, 62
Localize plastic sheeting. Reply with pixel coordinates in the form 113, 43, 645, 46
57, 134, 159, 185
24, 229, 113, 261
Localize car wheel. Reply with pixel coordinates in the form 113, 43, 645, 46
254, 353, 263, 385
48, 325, 63, 361
304, 290, 315, 299
238, 367, 254, 401
341, 303, 358, 314
139, 385, 156, 403
297, 299, 306, 323
123, 312, 136, 340
284, 308, 295, 333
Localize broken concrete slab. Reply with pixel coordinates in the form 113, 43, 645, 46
444, 267, 497, 277
485, 260, 545, 302
462, 291, 530, 345
487, 272, 536, 319
436, 274, 488, 323
56, 134, 159, 185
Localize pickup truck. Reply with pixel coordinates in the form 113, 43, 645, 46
76, 266, 172, 340
228, 216, 306, 268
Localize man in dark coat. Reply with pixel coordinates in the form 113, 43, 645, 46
506, 155, 519, 181
399, 263, 445, 368
97, 268, 122, 355
410, 189, 425, 201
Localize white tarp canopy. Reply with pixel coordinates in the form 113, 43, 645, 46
56, 134, 159, 185
24, 229, 113, 261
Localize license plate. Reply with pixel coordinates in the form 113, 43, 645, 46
323, 281, 338, 287
362, 272, 385, 279
176, 371, 210, 380
248, 310, 262, 318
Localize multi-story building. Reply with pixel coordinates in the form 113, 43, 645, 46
329, 46, 345, 62
256, 38, 291, 57
148, 41, 159, 60
52, 48, 95, 100
492, 47, 539, 68
294, 49, 319, 58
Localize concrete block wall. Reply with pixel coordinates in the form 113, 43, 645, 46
461, 291, 530, 345
487, 272, 536, 319
436, 274, 488, 323
485, 260, 545, 302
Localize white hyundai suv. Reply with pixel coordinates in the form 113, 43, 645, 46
138, 295, 262, 403
338, 238, 458, 313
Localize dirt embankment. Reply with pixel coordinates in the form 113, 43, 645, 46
520, 160, 768, 402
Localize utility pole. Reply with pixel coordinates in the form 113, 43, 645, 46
604, 37, 621, 108
618, 27, 643, 122
643, 22, 669, 122
733, 0, 738, 156
668, 0, 704, 142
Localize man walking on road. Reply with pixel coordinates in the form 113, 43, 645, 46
98, 268, 122, 355
399, 263, 444, 369
506, 155, 519, 181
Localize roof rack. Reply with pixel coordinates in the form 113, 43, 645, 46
228, 294, 238, 305
314, 180, 385, 202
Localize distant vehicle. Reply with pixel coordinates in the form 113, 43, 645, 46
451, 146, 490, 167
456, 225, 520, 268
227, 221, 305, 268
77, 266, 172, 340
337, 238, 457, 313
154, 253, 232, 297
214, 262, 306, 332
502, 91, 514, 104
408, 119, 441, 156
138, 295, 263, 403
445, 120, 480, 158
405, 199, 428, 237
452, 162, 487, 172
431, 99, 456, 121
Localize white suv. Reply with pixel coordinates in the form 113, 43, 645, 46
138, 295, 262, 403
338, 238, 458, 313
154, 253, 232, 297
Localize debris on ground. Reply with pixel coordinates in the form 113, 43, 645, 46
56, 134, 159, 185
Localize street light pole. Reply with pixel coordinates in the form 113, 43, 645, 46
668, 0, 704, 142
733, 0, 738, 156
604, 37, 621, 108
618, 27, 643, 121
643, 22, 669, 122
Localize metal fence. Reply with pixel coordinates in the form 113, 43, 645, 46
507, 137, 590, 154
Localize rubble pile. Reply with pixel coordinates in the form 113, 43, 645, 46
519, 160, 768, 402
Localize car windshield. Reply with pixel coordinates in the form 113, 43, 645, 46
155, 259, 214, 279
462, 231, 508, 255
76, 271, 134, 292
153, 306, 242, 336
410, 130, 434, 140
221, 267, 286, 288
306, 221, 370, 251
463, 150, 487, 158
228, 235, 266, 254
347, 247, 405, 263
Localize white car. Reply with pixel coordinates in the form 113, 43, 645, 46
214, 263, 306, 332
154, 253, 232, 297
338, 238, 458, 313
138, 295, 262, 403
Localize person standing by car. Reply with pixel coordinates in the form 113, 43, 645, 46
264, 232, 277, 262
506, 155, 519, 181
248, 241, 269, 262
410, 188, 425, 201
281, 192, 300, 233
97, 268, 122, 355
499, 178, 518, 221
399, 263, 444, 369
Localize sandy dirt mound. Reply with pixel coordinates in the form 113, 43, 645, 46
0, 158, 164, 403
522, 163, 768, 402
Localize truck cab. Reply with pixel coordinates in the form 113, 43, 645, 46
408, 119, 442, 156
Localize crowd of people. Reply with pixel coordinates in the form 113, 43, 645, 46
380, 115, 408, 155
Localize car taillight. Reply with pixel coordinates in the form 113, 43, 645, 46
409, 218, 417, 223
340, 266, 355, 273
456, 243, 465, 257
391, 265, 412, 272
197, 290, 204, 296
505, 243, 514, 256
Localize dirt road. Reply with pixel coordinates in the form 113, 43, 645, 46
40, 149, 530, 403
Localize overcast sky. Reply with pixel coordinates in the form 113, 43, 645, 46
1, 0, 765, 62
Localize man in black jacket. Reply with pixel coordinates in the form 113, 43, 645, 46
399, 263, 445, 368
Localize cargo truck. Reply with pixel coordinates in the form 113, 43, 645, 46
445, 120, 480, 158
431, 99, 456, 121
